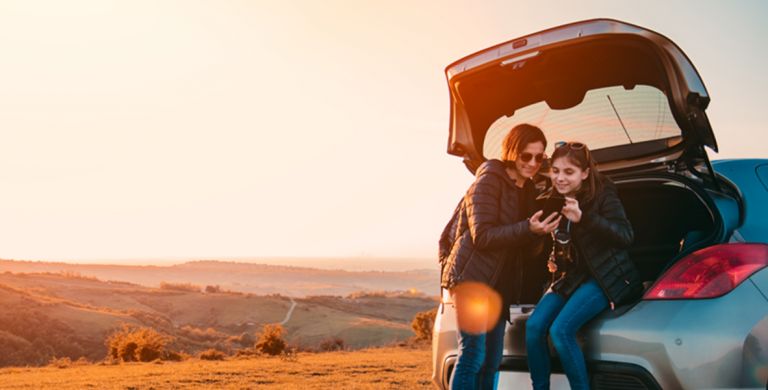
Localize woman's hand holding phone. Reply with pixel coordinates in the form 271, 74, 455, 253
529, 210, 561, 235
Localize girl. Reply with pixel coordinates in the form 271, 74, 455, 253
525, 142, 641, 390
441, 123, 560, 390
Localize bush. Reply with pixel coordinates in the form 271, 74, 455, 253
411, 307, 438, 341
280, 346, 298, 362
159, 282, 201, 293
165, 350, 184, 362
106, 325, 175, 363
49, 356, 90, 368
198, 349, 226, 361
234, 348, 258, 358
48, 356, 72, 368
319, 337, 345, 352
204, 285, 221, 293
226, 332, 255, 348
254, 324, 286, 356
179, 325, 224, 342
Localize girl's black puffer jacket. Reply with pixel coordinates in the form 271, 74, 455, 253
555, 177, 643, 306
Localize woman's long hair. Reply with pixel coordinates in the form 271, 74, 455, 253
550, 142, 602, 204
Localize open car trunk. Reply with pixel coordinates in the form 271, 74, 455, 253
517, 174, 721, 306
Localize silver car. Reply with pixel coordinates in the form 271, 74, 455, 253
432, 19, 768, 389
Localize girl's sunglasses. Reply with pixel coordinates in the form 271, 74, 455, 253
555, 141, 586, 150
519, 152, 547, 163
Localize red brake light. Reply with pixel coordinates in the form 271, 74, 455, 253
644, 243, 768, 300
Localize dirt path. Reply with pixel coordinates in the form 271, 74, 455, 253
279, 296, 297, 325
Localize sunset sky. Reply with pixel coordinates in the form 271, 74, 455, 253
0, 0, 766, 264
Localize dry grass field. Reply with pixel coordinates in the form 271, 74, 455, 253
0, 347, 433, 389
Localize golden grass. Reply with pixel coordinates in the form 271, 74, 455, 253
0, 347, 432, 389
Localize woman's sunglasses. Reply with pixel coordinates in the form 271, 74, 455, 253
519, 152, 547, 163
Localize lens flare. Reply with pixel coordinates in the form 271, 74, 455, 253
452, 281, 502, 335
751, 365, 768, 387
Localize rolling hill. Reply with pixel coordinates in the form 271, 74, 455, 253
0, 270, 438, 368
0, 259, 439, 297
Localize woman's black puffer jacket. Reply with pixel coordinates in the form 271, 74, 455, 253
556, 177, 642, 306
441, 159, 537, 303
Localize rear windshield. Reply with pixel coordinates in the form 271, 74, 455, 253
483, 84, 681, 159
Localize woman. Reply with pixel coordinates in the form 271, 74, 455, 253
525, 142, 641, 390
441, 123, 560, 390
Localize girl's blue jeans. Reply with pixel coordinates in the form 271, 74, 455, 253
525, 278, 608, 390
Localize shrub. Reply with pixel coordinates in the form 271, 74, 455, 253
198, 349, 226, 361
204, 285, 221, 294
49, 356, 90, 368
159, 282, 201, 293
164, 350, 185, 362
254, 324, 286, 356
234, 348, 258, 358
411, 307, 438, 341
226, 332, 255, 348
179, 325, 224, 342
106, 325, 175, 363
319, 337, 345, 352
48, 356, 72, 368
280, 346, 298, 362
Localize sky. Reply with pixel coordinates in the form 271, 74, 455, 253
0, 0, 766, 264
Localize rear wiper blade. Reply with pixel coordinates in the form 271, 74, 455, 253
607, 94, 633, 144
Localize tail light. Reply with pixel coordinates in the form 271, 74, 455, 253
644, 243, 768, 300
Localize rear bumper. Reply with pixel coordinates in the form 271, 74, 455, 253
432, 269, 768, 389
500, 357, 661, 389
585, 270, 768, 388
436, 354, 662, 389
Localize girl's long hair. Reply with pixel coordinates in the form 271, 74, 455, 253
550, 142, 602, 204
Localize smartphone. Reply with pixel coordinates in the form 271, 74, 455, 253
540, 195, 566, 217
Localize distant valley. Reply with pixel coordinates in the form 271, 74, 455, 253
0, 259, 439, 297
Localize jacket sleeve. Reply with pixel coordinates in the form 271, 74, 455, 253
577, 182, 634, 248
465, 171, 534, 251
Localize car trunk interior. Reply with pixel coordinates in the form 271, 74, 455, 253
516, 176, 718, 306
616, 178, 717, 284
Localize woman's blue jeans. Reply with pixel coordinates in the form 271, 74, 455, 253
449, 315, 506, 390
525, 278, 608, 390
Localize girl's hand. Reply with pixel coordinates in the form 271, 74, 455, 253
529, 210, 561, 235
561, 197, 582, 223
